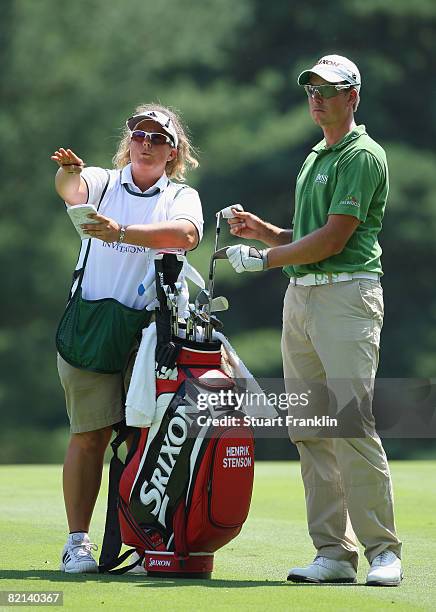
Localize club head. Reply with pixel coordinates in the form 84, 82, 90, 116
210, 315, 224, 331
192, 311, 208, 342
195, 311, 209, 324
195, 289, 210, 308
209, 296, 229, 313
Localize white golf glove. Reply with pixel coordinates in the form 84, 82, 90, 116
227, 244, 268, 273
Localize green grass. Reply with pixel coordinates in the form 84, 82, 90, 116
1, 462, 435, 611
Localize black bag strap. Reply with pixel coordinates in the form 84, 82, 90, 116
154, 253, 184, 377
100, 549, 144, 575
98, 424, 141, 574
68, 170, 110, 300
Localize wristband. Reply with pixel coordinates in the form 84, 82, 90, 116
118, 225, 127, 244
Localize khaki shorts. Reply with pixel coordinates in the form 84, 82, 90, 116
57, 350, 137, 434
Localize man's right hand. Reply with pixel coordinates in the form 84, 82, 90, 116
228, 208, 292, 248
227, 209, 266, 241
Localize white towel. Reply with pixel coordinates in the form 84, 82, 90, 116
125, 323, 157, 427
215, 332, 255, 381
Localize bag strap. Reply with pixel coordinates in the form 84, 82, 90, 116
68, 170, 110, 300
99, 549, 142, 575
99, 423, 163, 574
173, 184, 188, 199
98, 423, 139, 574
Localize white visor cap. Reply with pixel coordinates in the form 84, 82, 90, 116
126, 110, 178, 148
298, 54, 361, 89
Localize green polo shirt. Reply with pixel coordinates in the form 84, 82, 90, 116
283, 124, 388, 278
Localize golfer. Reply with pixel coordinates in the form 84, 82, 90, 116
226, 55, 402, 586
51, 104, 203, 573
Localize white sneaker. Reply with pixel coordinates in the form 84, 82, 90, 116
127, 551, 146, 575
60, 533, 98, 574
287, 556, 357, 583
366, 550, 402, 586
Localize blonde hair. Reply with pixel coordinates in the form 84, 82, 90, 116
112, 103, 199, 182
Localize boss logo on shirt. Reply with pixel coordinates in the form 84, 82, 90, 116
314, 173, 328, 185
340, 195, 360, 207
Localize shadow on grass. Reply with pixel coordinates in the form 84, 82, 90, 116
0, 570, 367, 588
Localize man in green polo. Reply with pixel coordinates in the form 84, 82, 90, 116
226, 54, 402, 586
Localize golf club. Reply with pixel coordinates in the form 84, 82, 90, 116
202, 296, 229, 314
186, 303, 196, 340
209, 314, 224, 332
195, 288, 210, 310
172, 282, 182, 336
205, 204, 243, 340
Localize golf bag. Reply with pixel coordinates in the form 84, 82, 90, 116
99, 254, 255, 578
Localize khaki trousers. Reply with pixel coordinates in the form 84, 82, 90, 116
281, 279, 402, 568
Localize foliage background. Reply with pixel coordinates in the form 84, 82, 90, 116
1, 0, 435, 461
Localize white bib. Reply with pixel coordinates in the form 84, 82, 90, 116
73, 169, 201, 313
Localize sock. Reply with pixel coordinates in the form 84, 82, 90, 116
68, 531, 88, 544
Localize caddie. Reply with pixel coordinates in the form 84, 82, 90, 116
226, 54, 402, 586
51, 104, 203, 573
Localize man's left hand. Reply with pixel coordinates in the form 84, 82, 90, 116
227, 244, 268, 273
82, 214, 121, 243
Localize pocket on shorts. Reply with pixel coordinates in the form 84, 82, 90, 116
355, 279, 384, 320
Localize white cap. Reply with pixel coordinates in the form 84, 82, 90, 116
298, 54, 361, 88
126, 110, 178, 148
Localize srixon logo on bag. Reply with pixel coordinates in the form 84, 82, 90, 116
138, 405, 193, 528
130, 385, 199, 544
148, 557, 172, 568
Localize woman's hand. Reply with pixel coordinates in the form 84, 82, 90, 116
82, 214, 121, 243
228, 209, 266, 241
51, 148, 84, 173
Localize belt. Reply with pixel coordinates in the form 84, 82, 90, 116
290, 271, 380, 287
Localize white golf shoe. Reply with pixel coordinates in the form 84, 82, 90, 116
287, 556, 357, 583
366, 550, 402, 586
60, 533, 98, 574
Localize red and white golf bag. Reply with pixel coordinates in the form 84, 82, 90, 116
99, 338, 254, 577
99, 255, 255, 578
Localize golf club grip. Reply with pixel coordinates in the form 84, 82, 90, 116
220, 204, 244, 219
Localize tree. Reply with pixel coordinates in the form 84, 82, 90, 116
1, 0, 435, 460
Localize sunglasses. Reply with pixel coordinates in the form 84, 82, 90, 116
304, 84, 351, 99
130, 130, 174, 146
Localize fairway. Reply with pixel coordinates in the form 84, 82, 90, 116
1, 461, 435, 611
